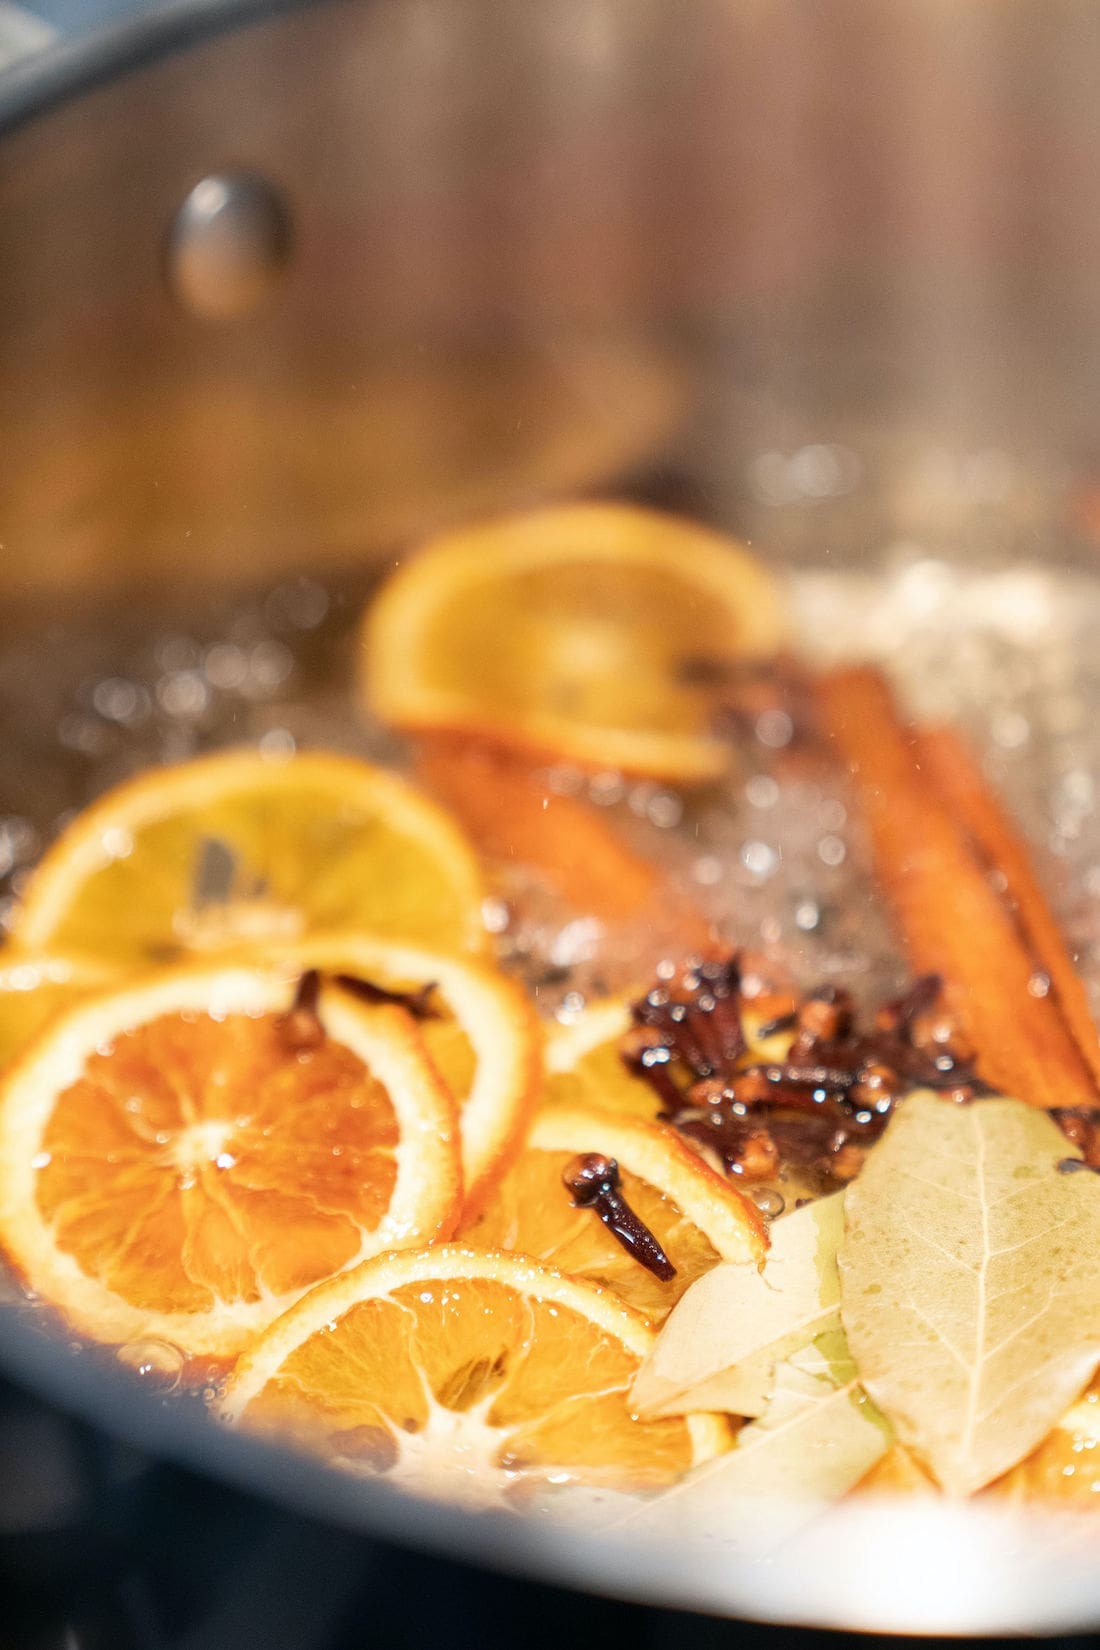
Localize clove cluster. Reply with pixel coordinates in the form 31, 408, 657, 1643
621, 958, 986, 1190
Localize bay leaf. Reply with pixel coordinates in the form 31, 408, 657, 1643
616, 1330, 890, 1549
839, 1090, 1100, 1498
631, 1192, 843, 1419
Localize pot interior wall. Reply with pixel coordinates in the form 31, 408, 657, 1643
0, 0, 1098, 602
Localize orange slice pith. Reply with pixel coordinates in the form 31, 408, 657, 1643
12, 748, 488, 966
543, 997, 659, 1120
360, 502, 787, 783
0, 966, 461, 1358
462, 1105, 765, 1322
0, 951, 118, 1071
221, 1245, 728, 1503
225, 932, 542, 1218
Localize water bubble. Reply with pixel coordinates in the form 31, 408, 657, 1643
549, 917, 602, 968
692, 855, 723, 886
818, 835, 846, 868
58, 713, 111, 756
794, 899, 821, 932
92, 677, 151, 727
756, 710, 793, 749
646, 792, 682, 830
992, 710, 1030, 750
748, 451, 790, 506
818, 799, 847, 832
546, 764, 584, 797
751, 1188, 786, 1218
1062, 769, 1095, 810
588, 772, 625, 807
204, 643, 248, 690
745, 775, 779, 810
788, 443, 861, 500
116, 1337, 186, 1391
100, 826, 134, 862
741, 840, 777, 879
242, 639, 293, 697
155, 635, 201, 672
0, 816, 38, 870
481, 897, 510, 934
628, 781, 657, 818
258, 728, 296, 759
157, 670, 210, 720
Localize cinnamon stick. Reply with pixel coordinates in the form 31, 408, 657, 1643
817, 666, 1100, 1111
414, 736, 714, 954
916, 725, 1100, 1094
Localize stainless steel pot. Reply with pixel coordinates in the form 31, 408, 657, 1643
2, 1, 1100, 1632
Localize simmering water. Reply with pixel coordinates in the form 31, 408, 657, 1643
2, 526, 1100, 1407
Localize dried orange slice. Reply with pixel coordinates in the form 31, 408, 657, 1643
221, 1244, 728, 1503
228, 933, 541, 1217
543, 997, 659, 1121
360, 503, 787, 783
987, 1383, 1100, 1506
12, 749, 487, 967
0, 965, 461, 1358
0, 952, 117, 1070
462, 1105, 765, 1322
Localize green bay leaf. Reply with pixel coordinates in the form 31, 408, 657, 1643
839, 1091, 1100, 1497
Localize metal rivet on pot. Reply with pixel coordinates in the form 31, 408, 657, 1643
166, 172, 292, 320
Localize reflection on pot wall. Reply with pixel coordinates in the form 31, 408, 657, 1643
0, 0, 1098, 593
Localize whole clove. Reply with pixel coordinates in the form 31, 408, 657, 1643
561, 1153, 676, 1282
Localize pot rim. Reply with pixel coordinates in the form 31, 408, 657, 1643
0, 0, 306, 134
3, 1279, 1100, 1637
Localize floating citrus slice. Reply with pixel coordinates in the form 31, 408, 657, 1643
0, 952, 117, 1070
543, 997, 658, 1121
230, 933, 541, 1217
0, 965, 461, 1358
12, 749, 487, 967
361, 503, 787, 783
462, 1105, 765, 1322
986, 1382, 1100, 1506
221, 1244, 728, 1503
